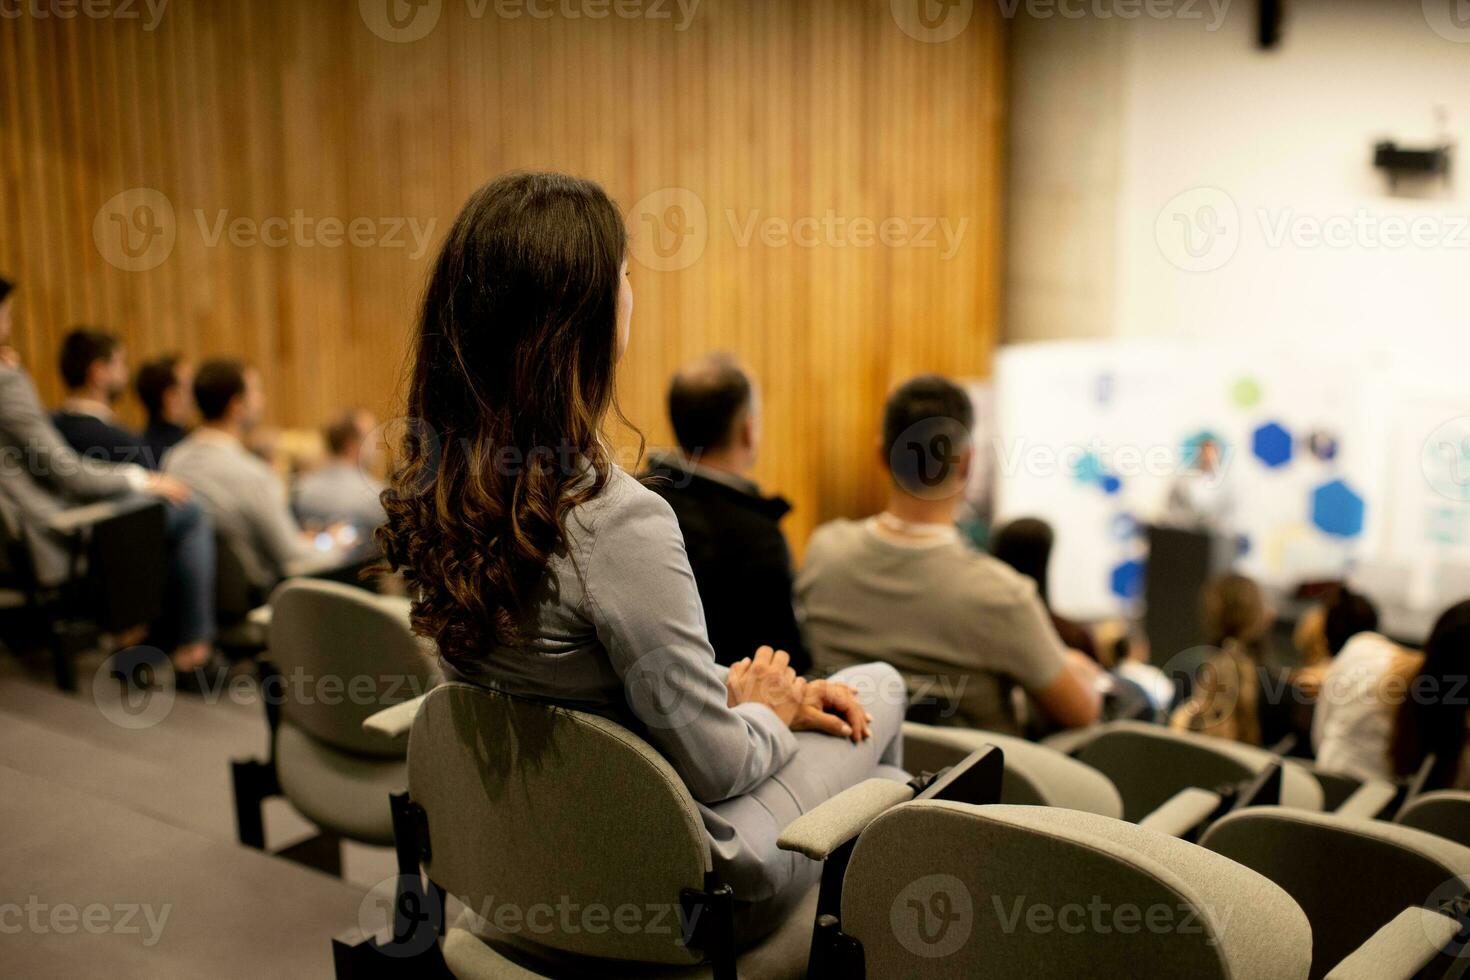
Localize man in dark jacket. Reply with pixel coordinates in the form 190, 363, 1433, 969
646, 353, 809, 674
50, 327, 159, 468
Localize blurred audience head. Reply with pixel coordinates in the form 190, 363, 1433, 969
135, 354, 193, 426
991, 517, 1055, 604
323, 408, 377, 466
1391, 599, 1470, 787
1202, 573, 1271, 650
194, 357, 263, 431
668, 352, 758, 472
59, 327, 127, 400
881, 374, 974, 500
1322, 585, 1380, 656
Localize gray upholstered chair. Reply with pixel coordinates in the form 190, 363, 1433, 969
903, 722, 1124, 817
1396, 791, 1470, 849
232, 578, 438, 863
1200, 807, 1470, 979
783, 799, 1314, 978
397, 681, 817, 979
1067, 721, 1323, 821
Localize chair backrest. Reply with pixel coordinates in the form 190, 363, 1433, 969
1200, 807, 1470, 979
902, 723, 1124, 818
266, 578, 437, 758
1310, 766, 1366, 812
1397, 790, 1470, 849
839, 801, 1312, 979
1075, 721, 1322, 821
407, 682, 709, 967
216, 529, 263, 620
88, 502, 167, 632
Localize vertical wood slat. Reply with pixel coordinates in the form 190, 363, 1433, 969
0, 0, 1005, 555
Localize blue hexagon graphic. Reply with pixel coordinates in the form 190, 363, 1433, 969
1311, 479, 1365, 538
1252, 421, 1293, 469
1101, 474, 1122, 495
1110, 558, 1145, 600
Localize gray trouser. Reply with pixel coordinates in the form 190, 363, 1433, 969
699, 661, 910, 944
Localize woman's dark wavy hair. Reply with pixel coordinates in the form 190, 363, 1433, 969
376, 172, 631, 662
1391, 599, 1470, 788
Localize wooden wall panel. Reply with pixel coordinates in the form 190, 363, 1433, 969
0, 0, 1006, 553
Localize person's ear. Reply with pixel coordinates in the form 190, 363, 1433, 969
739, 411, 756, 451
957, 444, 975, 483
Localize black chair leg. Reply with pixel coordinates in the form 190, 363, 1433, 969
49, 620, 92, 692
231, 757, 281, 849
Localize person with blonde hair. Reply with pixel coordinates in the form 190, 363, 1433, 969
1170, 573, 1274, 745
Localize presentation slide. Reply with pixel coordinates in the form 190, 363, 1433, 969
991, 340, 1470, 633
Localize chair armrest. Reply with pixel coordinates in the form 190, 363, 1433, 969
777, 778, 915, 861
362, 693, 428, 740
1138, 788, 1223, 837
1326, 907, 1461, 980
45, 501, 130, 536
1335, 779, 1398, 819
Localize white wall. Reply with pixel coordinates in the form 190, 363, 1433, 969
1008, 0, 1470, 379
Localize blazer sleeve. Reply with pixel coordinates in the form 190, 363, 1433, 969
0, 368, 138, 501
583, 478, 799, 805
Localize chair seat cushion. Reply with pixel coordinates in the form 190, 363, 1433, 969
275, 720, 405, 845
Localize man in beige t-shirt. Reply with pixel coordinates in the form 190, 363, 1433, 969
797, 375, 1101, 735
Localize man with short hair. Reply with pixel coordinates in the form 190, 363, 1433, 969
50, 327, 155, 468
135, 354, 193, 468
797, 374, 1102, 734
293, 408, 386, 555
165, 358, 344, 594
646, 352, 808, 673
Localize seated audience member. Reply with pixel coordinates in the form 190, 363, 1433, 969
0, 279, 214, 673
293, 409, 386, 558
134, 354, 193, 467
1170, 573, 1274, 745
1293, 585, 1379, 697
644, 353, 807, 673
376, 172, 906, 943
50, 328, 153, 468
1093, 620, 1175, 715
990, 517, 1097, 659
1312, 589, 1425, 782
165, 358, 346, 593
991, 516, 1154, 723
797, 374, 1102, 735
1390, 600, 1470, 789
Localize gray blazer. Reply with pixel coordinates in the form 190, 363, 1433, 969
445, 467, 799, 881
0, 365, 136, 584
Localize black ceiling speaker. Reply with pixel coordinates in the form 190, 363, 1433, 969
1374, 142, 1453, 188
1258, 0, 1284, 49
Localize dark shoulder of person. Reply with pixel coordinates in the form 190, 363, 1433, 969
52, 411, 147, 468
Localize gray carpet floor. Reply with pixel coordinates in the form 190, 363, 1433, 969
0, 650, 399, 978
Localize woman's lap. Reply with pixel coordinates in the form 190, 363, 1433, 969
708, 661, 910, 942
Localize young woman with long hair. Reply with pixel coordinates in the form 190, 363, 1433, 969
376, 171, 906, 944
